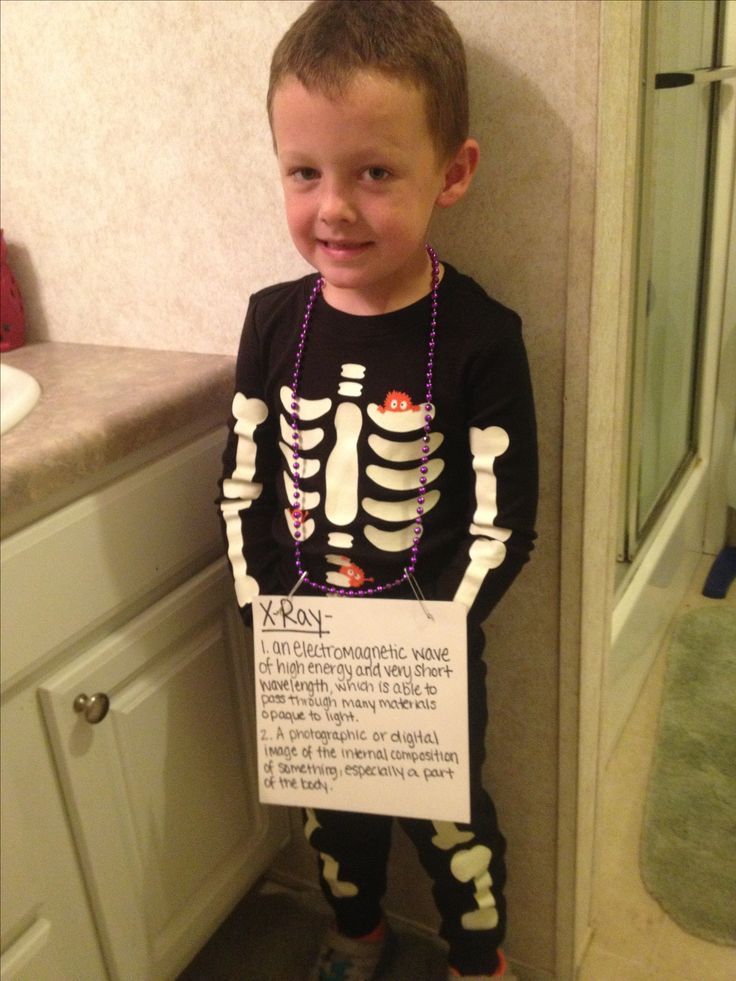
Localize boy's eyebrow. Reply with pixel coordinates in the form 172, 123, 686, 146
277, 142, 412, 163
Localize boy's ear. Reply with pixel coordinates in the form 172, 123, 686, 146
436, 139, 480, 208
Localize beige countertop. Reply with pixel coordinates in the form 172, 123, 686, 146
1, 342, 236, 536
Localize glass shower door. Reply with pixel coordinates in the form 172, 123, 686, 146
624, 0, 730, 557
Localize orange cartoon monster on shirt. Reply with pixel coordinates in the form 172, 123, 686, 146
339, 560, 375, 588
378, 391, 421, 413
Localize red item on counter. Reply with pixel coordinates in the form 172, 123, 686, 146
1, 230, 26, 352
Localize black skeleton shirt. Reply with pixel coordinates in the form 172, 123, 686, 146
218, 262, 538, 628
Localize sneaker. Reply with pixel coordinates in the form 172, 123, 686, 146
447, 949, 518, 980
308, 926, 394, 981
447, 974, 518, 981
447, 975, 518, 981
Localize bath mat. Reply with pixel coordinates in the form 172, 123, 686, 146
640, 606, 736, 945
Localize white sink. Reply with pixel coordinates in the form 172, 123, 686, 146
0, 363, 41, 435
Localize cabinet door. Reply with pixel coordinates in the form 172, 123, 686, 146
39, 561, 288, 981
0, 763, 107, 981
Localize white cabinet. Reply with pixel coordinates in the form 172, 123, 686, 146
40, 562, 283, 980
1, 430, 288, 981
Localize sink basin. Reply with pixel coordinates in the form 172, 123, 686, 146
0, 363, 41, 435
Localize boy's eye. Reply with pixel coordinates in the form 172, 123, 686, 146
290, 167, 320, 182
363, 167, 390, 182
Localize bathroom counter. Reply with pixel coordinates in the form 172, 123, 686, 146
0, 342, 235, 536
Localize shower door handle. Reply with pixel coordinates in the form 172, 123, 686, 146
655, 66, 736, 89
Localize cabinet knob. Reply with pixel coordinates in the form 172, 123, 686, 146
73, 692, 110, 724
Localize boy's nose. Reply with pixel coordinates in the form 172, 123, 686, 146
318, 180, 357, 225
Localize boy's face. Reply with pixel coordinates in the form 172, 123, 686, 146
271, 72, 457, 315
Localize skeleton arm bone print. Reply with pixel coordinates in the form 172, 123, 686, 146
452, 425, 514, 611
220, 392, 268, 606
218, 300, 287, 618
433, 309, 538, 626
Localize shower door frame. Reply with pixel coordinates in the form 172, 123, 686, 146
608, 0, 736, 757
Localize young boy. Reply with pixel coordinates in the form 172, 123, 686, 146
218, 2, 537, 978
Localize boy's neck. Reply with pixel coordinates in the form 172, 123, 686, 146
320, 259, 445, 317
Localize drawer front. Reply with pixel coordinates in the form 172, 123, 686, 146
1, 429, 227, 689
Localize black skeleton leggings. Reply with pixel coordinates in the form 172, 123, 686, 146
302, 625, 507, 976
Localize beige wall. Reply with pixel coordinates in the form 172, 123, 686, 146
1, 1, 604, 977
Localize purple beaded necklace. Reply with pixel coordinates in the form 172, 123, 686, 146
289, 243, 440, 597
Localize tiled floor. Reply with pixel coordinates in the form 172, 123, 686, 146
577, 557, 736, 981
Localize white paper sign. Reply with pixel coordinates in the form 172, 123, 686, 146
253, 595, 469, 822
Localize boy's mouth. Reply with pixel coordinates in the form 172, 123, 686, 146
318, 239, 372, 254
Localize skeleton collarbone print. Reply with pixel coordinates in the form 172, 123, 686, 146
219, 264, 538, 620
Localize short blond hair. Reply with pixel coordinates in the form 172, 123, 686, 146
267, 0, 469, 161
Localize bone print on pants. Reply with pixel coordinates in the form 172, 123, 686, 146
302, 626, 507, 977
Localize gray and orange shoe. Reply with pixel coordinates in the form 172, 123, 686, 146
308, 924, 394, 981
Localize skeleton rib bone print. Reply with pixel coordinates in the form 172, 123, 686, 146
281, 365, 444, 589
368, 431, 444, 462
367, 458, 444, 491
362, 489, 440, 521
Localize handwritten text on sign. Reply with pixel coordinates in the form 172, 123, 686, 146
253, 595, 469, 821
